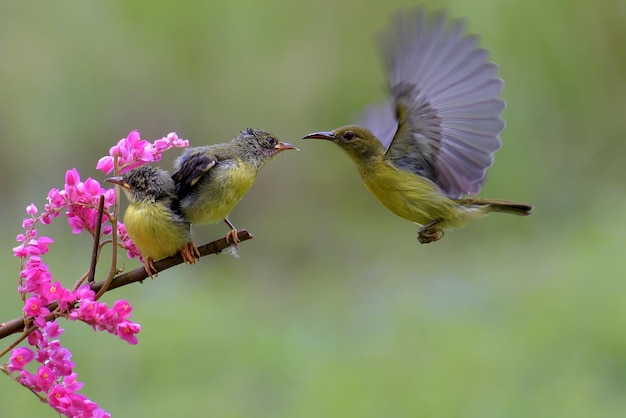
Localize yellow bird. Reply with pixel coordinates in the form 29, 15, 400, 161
304, 8, 531, 243
172, 128, 298, 244
107, 165, 198, 276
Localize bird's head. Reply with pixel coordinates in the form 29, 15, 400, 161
235, 128, 299, 168
106, 166, 175, 203
303, 125, 386, 163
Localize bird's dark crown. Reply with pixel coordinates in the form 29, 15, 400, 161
232, 128, 283, 165
122, 166, 175, 202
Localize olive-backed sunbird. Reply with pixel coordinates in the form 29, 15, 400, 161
304, 8, 531, 243
172, 128, 298, 244
107, 165, 198, 275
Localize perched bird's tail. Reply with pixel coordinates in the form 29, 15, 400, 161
457, 198, 533, 216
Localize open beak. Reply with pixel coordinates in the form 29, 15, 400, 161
274, 141, 300, 152
105, 176, 130, 189
302, 131, 336, 141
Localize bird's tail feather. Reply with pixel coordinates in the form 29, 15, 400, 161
457, 198, 532, 216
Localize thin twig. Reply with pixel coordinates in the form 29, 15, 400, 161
88, 195, 105, 283
0, 230, 253, 341
98, 155, 121, 299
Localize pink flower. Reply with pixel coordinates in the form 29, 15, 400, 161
47, 187, 66, 210
12, 243, 29, 258
118, 320, 141, 345
40, 281, 73, 310
36, 365, 56, 392
24, 295, 50, 319
30, 236, 54, 255
153, 132, 189, 152
113, 299, 133, 319
70, 298, 97, 323
28, 329, 44, 346
44, 321, 64, 339
26, 203, 38, 215
95, 156, 114, 174
19, 255, 53, 294
65, 169, 80, 187
96, 129, 189, 174
18, 369, 37, 388
48, 345, 75, 376
35, 347, 50, 364
45, 373, 112, 417
93, 408, 112, 418
22, 217, 36, 229
72, 283, 96, 301
60, 170, 115, 236
7, 347, 35, 372
48, 385, 73, 412
62, 373, 84, 392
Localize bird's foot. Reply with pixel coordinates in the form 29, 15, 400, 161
224, 218, 240, 248
180, 241, 199, 265
144, 258, 158, 278
417, 221, 445, 244
225, 228, 240, 248
190, 241, 201, 258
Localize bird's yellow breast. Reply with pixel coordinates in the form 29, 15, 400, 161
357, 159, 472, 228
124, 203, 189, 261
181, 159, 257, 225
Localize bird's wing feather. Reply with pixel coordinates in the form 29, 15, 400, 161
361, 8, 504, 198
172, 149, 218, 197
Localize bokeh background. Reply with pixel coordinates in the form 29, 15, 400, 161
1, 0, 625, 416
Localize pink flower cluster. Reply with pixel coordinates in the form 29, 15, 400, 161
96, 130, 189, 174
11, 203, 140, 417
5, 130, 188, 417
68, 288, 141, 345
7, 323, 110, 417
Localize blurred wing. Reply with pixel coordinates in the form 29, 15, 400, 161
366, 8, 505, 198
172, 148, 218, 198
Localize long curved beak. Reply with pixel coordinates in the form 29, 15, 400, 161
274, 141, 300, 152
302, 131, 336, 140
105, 176, 130, 189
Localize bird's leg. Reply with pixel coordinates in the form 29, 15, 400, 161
417, 220, 445, 244
224, 218, 240, 247
180, 242, 199, 265
144, 258, 158, 278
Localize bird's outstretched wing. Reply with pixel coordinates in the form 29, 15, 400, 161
361, 8, 505, 198
172, 148, 218, 197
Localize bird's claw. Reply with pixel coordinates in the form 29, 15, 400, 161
180, 242, 200, 265
417, 226, 444, 244
225, 229, 240, 248
144, 258, 158, 278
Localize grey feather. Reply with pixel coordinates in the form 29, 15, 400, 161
360, 8, 505, 198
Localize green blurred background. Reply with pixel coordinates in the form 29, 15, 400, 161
1, 0, 625, 416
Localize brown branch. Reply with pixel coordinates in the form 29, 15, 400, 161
88, 195, 105, 283
0, 230, 253, 341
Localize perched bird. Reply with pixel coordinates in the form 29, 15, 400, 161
304, 8, 531, 243
106, 165, 198, 276
172, 128, 298, 244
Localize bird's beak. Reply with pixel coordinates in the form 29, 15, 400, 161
302, 131, 336, 141
274, 141, 300, 152
105, 176, 130, 189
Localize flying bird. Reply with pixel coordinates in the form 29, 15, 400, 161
304, 8, 531, 243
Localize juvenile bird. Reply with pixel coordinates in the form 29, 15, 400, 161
106, 165, 198, 276
304, 8, 531, 244
172, 128, 298, 244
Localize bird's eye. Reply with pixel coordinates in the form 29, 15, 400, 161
343, 131, 355, 141
267, 137, 276, 146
